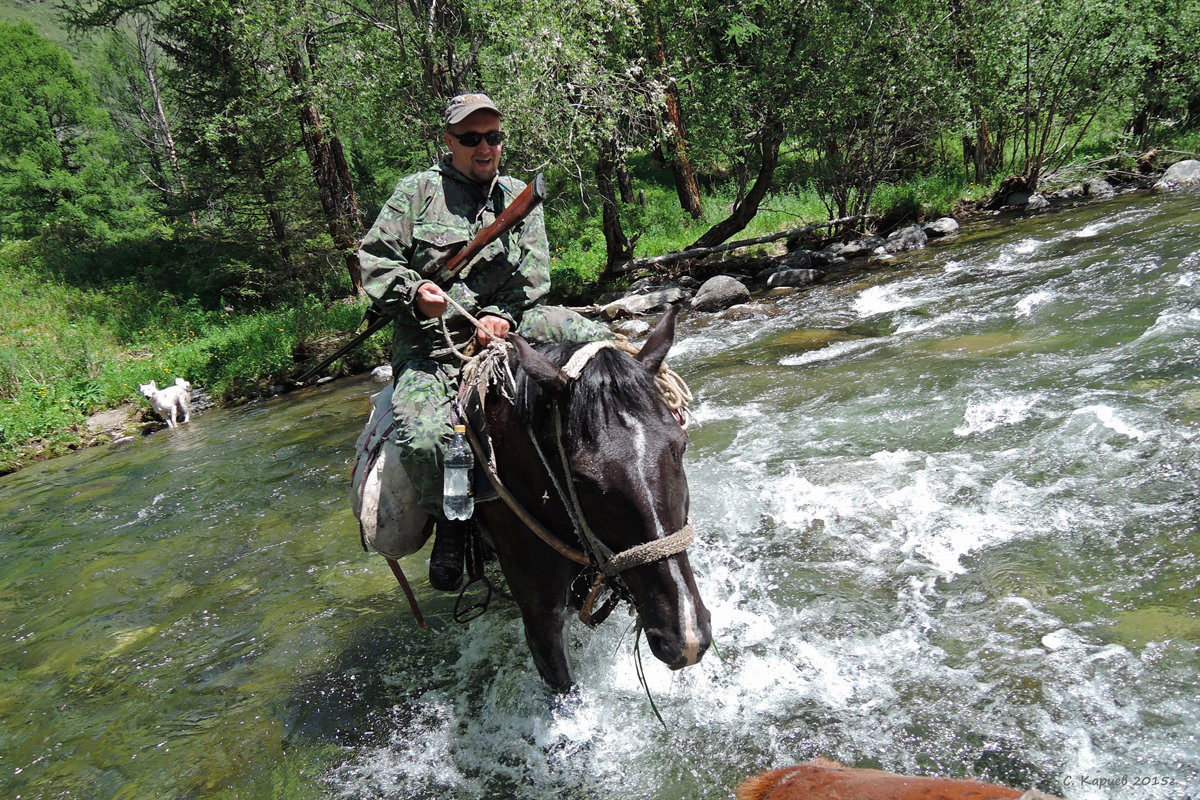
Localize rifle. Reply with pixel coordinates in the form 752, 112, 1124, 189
295, 173, 546, 384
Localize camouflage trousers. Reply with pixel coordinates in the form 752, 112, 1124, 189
390, 305, 612, 519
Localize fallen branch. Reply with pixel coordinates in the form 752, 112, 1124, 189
615, 214, 874, 272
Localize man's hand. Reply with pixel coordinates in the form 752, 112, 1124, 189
415, 282, 447, 318
416, 282, 507, 345
476, 314, 510, 345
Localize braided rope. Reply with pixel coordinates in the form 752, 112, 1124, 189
602, 521, 695, 576
562, 340, 616, 379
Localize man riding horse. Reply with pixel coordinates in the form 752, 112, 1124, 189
358, 93, 608, 591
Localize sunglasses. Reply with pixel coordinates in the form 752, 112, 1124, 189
448, 129, 505, 147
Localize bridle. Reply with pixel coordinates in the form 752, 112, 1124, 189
461, 340, 695, 624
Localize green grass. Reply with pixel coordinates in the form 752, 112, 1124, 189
545, 174, 835, 294
0, 240, 381, 473
871, 172, 982, 220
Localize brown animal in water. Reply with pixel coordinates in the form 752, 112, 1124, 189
736, 760, 1062, 800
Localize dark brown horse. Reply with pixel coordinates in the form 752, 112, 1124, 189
471, 305, 711, 691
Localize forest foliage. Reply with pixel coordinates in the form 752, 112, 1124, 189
1, 0, 1199, 469
2, 0, 1197, 300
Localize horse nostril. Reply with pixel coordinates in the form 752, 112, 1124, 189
643, 626, 709, 669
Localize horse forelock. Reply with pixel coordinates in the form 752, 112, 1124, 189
513, 342, 664, 446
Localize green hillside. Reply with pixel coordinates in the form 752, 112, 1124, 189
0, 0, 88, 55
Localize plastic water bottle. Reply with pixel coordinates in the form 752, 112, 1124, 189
442, 424, 474, 520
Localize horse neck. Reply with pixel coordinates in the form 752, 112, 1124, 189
483, 390, 575, 530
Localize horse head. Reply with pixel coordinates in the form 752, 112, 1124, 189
506, 305, 712, 674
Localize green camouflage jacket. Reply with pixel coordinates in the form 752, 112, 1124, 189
359, 158, 550, 367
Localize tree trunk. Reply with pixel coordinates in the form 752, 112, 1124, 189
136, 24, 197, 229
596, 138, 634, 278
617, 160, 635, 205
651, 22, 703, 220
690, 126, 781, 250
285, 32, 366, 293
251, 150, 292, 268
973, 117, 993, 184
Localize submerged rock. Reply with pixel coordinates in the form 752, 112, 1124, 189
771, 328, 862, 350
766, 268, 823, 289
720, 303, 780, 322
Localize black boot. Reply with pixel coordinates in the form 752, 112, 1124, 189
429, 520, 469, 591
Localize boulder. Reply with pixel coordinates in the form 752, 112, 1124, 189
811, 242, 846, 266
1154, 159, 1200, 191
881, 224, 927, 254
839, 235, 885, 259
756, 250, 813, 280
766, 268, 824, 289
692, 275, 750, 312
1050, 184, 1085, 200
1026, 193, 1050, 212
628, 276, 662, 293
1085, 178, 1116, 199
613, 319, 651, 339
600, 287, 690, 320
371, 364, 393, 383
781, 249, 815, 270
922, 217, 959, 238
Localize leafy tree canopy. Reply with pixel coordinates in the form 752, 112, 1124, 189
0, 20, 154, 247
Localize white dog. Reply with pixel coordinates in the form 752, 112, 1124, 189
139, 377, 193, 428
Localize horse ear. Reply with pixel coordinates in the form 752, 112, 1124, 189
635, 303, 679, 374
507, 333, 569, 393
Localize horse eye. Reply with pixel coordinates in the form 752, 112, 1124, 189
571, 469, 599, 486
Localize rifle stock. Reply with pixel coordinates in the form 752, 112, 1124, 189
295, 173, 546, 384
445, 172, 545, 275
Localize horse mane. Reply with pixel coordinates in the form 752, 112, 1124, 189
513, 341, 663, 445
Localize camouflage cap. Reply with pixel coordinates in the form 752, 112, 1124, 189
444, 93, 501, 125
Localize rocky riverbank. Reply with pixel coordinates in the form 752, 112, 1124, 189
66, 158, 1200, 462
585, 158, 1200, 329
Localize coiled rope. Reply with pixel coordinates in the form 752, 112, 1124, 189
440, 295, 692, 422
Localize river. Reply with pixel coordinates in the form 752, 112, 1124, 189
2, 188, 1198, 800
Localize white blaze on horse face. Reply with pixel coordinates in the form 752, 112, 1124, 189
623, 412, 666, 539
667, 559, 705, 665
623, 411, 705, 665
